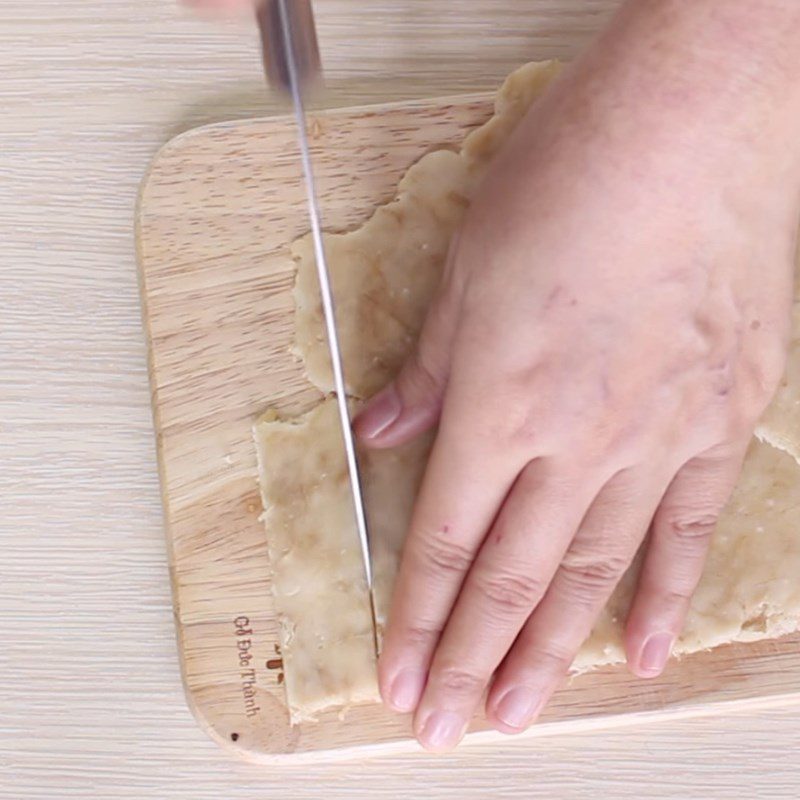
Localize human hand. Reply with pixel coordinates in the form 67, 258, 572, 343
354, 0, 800, 751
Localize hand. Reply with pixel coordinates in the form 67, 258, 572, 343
355, 0, 800, 751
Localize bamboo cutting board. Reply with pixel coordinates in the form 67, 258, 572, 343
136, 92, 800, 763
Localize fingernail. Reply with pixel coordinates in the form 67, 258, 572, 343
494, 687, 543, 730
354, 385, 401, 440
418, 711, 466, 751
639, 632, 674, 675
389, 669, 426, 713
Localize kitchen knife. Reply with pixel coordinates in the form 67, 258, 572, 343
256, 0, 378, 651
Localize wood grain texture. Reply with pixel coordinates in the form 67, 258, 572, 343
4, 0, 800, 795
138, 93, 800, 761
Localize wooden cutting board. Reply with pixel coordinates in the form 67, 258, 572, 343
135, 92, 800, 763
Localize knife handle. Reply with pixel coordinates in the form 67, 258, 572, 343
256, 0, 322, 96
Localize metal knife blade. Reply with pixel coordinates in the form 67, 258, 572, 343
256, 0, 378, 646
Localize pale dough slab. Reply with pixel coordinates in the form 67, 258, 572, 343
254, 403, 381, 722
576, 438, 800, 671
255, 401, 431, 722
256, 61, 800, 722
291, 61, 564, 399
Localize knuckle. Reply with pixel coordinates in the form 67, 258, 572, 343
415, 534, 474, 576
434, 664, 485, 696
497, 399, 541, 448
523, 642, 574, 676
724, 408, 756, 441
469, 375, 545, 448
752, 339, 788, 394
730, 340, 788, 418
663, 512, 718, 545
663, 586, 694, 604
645, 575, 697, 606
402, 622, 442, 651
559, 549, 630, 599
473, 570, 546, 616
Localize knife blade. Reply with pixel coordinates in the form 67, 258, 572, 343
256, 0, 378, 650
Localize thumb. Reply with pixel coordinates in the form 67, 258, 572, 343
354, 274, 460, 450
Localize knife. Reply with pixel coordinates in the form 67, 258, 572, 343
256, 0, 378, 650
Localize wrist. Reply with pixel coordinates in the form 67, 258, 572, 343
536, 0, 800, 190
605, 0, 800, 127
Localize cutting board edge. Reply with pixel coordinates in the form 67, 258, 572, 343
185, 671, 800, 764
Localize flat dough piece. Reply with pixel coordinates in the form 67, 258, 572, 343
257, 60, 800, 721
292, 61, 564, 398
575, 438, 800, 671
254, 403, 380, 722
254, 401, 432, 722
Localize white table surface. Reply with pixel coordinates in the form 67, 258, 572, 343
3, 1, 800, 797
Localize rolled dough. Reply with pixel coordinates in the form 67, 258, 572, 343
254, 403, 431, 722
291, 60, 564, 399
255, 61, 800, 723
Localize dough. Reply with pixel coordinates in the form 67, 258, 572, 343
254, 404, 380, 722
254, 401, 432, 722
292, 61, 564, 398
575, 438, 800, 671
256, 61, 800, 722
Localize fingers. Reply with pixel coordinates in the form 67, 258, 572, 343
354, 244, 462, 449
377, 400, 526, 721
625, 440, 750, 678
485, 466, 666, 735
410, 460, 599, 751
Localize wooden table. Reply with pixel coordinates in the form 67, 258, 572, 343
3, 1, 800, 796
